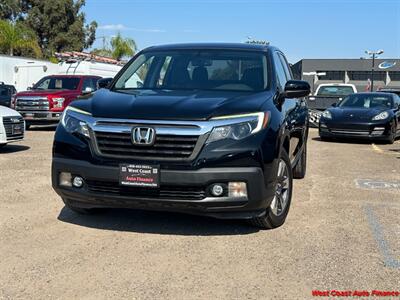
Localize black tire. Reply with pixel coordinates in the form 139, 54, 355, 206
319, 135, 330, 142
386, 124, 396, 144
25, 124, 31, 130
0, 144, 7, 148
62, 198, 102, 215
386, 134, 395, 144
248, 150, 293, 229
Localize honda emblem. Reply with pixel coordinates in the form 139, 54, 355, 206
132, 127, 155, 145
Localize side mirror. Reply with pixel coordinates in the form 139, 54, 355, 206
27, 86, 32, 90
97, 77, 113, 89
284, 80, 311, 98
82, 87, 94, 94
331, 103, 337, 107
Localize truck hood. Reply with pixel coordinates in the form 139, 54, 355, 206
16, 89, 77, 97
0, 106, 21, 117
76, 89, 271, 120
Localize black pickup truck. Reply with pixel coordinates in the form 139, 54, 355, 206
307, 84, 357, 127
51, 43, 310, 229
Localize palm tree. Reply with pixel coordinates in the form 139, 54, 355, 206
0, 20, 41, 57
110, 32, 137, 60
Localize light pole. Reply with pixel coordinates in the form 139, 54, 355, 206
365, 49, 384, 92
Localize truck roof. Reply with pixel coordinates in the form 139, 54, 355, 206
45, 75, 101, 78
143, 42, 275, 53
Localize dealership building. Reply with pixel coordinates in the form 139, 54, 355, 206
291, 58, 400, 93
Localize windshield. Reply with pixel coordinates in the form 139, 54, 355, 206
33, 77, 80, 90
339, 94, 393, 109
113, 50, 269, 92
317, 86, 354, 96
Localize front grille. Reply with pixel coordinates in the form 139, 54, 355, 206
3, 116, 24, 140
93, 131, 199, 160
86, 180, 206, 200
16, 97, 49, 111
330, 129, 370, 136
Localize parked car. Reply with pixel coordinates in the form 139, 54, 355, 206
378, 88, 400, 96
0, 82, 17, 107
319, 92, 400, 144
307, 83, 357, 127
0, 106, 25, 148
51, 43, 310, 229
13, 75, 101, 128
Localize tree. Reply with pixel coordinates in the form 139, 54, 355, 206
0, 20, 41, 57
20, 0, 97, 58
110, 32, 137, 60
92, 32, 137, 61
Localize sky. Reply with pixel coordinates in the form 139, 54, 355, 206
85, 0, 400, 63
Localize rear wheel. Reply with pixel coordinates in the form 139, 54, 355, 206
62, 198, 103, 215
25, 124, 31, 130
248, 150, 293, 229
293, 142, 307, 179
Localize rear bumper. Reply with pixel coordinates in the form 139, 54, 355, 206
52, 157, 276, 219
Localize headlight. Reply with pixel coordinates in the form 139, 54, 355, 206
53, 97, 65, 108
207, 112, 269, 143
372, 111, 389, 121
61, 106, 91, 138
322, 110, 332, 119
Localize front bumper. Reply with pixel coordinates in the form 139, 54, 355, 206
52, 158, 275, 219
0, 117, 25, 144
19, 111, 62, 124
319, 120, 393, 140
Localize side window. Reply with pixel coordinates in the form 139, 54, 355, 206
273, 52, 287, 90
158, 56, 172, 87
278, 53, 293, 80
82, 78, 96, 92
92, 78, 100, 90
124, 56, 155, 88
394, 95, 400, 106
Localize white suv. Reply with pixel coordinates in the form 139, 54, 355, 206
0, 106, 25, 148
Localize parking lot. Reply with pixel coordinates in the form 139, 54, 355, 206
0, 128, 399, 299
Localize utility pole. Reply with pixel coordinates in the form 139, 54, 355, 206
365, 50, 384, 92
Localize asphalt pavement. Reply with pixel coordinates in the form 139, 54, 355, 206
0, 128, 399, 299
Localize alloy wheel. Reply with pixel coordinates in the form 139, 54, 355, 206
270, 159, 290, 216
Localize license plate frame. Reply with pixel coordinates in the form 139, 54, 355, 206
119, 164, 160, 188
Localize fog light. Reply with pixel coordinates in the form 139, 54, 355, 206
211, 184, 224, 197
59, 172, 72, 187
229, 182, 247, 198
72, 176, 84, 188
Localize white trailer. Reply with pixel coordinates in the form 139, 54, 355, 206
0, 55, 58, 92
0, 53, 123, 93
58, 60, 122, 78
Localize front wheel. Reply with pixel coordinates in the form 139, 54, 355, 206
248, 150, 293, 229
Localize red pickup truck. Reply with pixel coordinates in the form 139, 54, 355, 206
13, 75, 101, 128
